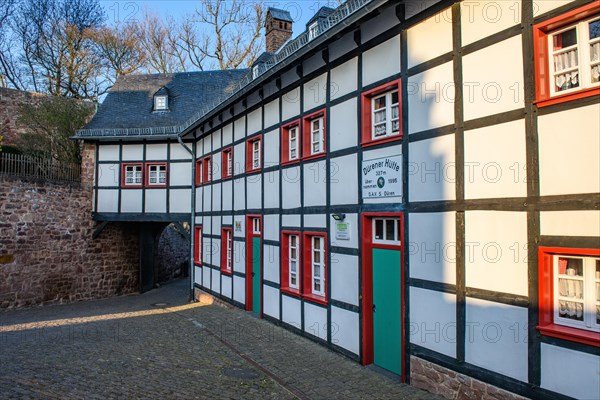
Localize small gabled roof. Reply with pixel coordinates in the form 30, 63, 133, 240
306, 6, 335, 27
266, 7, 293, 23
251, 52, 274, 67
77, 70, 248, 139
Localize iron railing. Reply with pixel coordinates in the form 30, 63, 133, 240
0, 153, 81, 183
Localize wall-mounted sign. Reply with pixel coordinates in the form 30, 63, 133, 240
234, 221, 242, 232
361, 155, 402, 199
335, 221, 350, 240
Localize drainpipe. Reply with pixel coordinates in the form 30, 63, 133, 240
177, 134, 195, 302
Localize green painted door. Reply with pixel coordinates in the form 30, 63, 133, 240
252, 236, 261, 315
372, 248, 402, 375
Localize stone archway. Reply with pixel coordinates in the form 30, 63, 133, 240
154, 222, 190, 286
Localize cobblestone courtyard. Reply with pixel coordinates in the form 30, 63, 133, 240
1, 279, 439, 399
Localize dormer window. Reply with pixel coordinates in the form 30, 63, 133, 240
308, 22, 318, 40
154, 95, 168, 111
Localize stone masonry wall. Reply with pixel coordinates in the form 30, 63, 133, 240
0, 143, 139, 308
0, 88, 46, 147
410, 356, 527, 400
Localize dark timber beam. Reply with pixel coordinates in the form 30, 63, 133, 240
92, 221, 109, 239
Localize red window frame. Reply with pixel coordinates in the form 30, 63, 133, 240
302, 232, 328, 305
144, 162, 168, 188
281, 120, 301, 165
121, 163, 143, 188
538, 246, 600, 347
194, 226, 202, 265
246, 135, 262, 173
220, 227, 233, 276
361, 79, 402, 147
533, 3, 600, 107
222, 147, 233, 179
302, 109, 327, 161
281, 231, 301, 297
195, 159, 202, 186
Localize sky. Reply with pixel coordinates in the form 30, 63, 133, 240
98, 0, 341, 37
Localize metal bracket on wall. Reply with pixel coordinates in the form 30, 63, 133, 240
92, 221, 109, 240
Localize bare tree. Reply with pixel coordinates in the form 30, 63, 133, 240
92, 23, 147, 83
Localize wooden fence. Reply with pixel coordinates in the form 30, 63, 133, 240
0, 153, 80, 183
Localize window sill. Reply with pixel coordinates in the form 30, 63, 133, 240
281, 287, 301, 298
536, 86, 600, 108
146, 184, 168, 189
537, 323, 600, 347
121, 184, 143, 188
302, 293, 328, 306
303, 152, 326, 162
361, 134, 402, 148
246, 168, 262, 174
281, 159, 300, 167
220, 269, 233, 276
194, 262, 202, 267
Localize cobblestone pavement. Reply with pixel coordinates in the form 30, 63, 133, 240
1, 279, 440, 399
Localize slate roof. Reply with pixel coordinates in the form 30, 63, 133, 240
77, 70, 248, 137
266, 7, 293, 23
251, 52, 274, 67
306, 7, 335, 27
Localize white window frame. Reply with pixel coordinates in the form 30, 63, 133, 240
547, 16, 600, 97
252, 140, 261, 169
147, 164, 166, 186
252, 218, 261, 235
311, 236, 325, 297
195, 227, 202, 264
310, 117, 324, 155
225, 229, 233, 272
205, 157, 212, 182
308, 22, 318, 40
288, 126, 298, 160
289, 234, 299, 290
371, 90, 400, 140
154, 95, 168, 110
553, 254, 600, 332
372, 218, 401, 245
124, 165, 142, 186
198, 161, 204, 185
226, 150, 233, 177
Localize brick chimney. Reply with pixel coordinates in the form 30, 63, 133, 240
265, 8, 293, 54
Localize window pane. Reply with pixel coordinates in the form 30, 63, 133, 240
375, 219, 383, 240
374, 109, 386, 124
374, 123, 387, 137
385, 219, 395, 241
314, 249, 320, 264
314, 279, 320, 292
553, 27, 577, 50
397, 219, 401, 242
291, 260, 296, 272
373, 96, 385, 110
589, 20, 600, 40
312, 119, 320, 131
391, 91, 399, 105
291, 235, 296, 247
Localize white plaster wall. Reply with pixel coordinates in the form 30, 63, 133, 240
203, 137, 211, 156
460, 1, 520, 46
408, 61, 455, 134
233, 241, 245, 273
169, 189, 191, 213
264, 98, 279, 128
331, 306, 360, 355
145, 189, 167, 213
263, 244, 280, 284
196, 139, 205, 158
282, 295, 302, 329
146, 144, 167, 160
211, 270, 221, 294
264, 129, 279, 167
362, 35, 401, 86
211, 214, 221, 236
194, 266, 202, 286
233, 142, 245, 176
281, 166, 301, 209
329, 98, 358, 152
234, 116, 246, 141
247, 108, 262, 136
171, 143, 192, 160
98, 164, 119, 187
212, 182, 221, 212
303, 52, 326, 76
465, 211, 528, 296
329, 32, 358, 62
222, 215, 232, 225
282, 87, 301, 121
195, 187, 202, 211
222, 123, 233, 146
222, 180, 232, 211
465, 298, 528, 382
203, 185, 212, 211
202, 267, 211, 290
407, 9, 453, 68
540, 211, 600, 237
303, 160, 327, 207
97, 189, 118, 212
263, 285, 279, 319
538, 104, 600, 195
329, 213, 359, 250
409, 212, 457, 285
98, 145, 119, 161
303, 302, 328, 341
303, 214, 326, 229
462, 36, 524, 121
222, 275, 232, 299
408, 135, 455, 202
330, 153, 358, 205
246, 175, 261, 209
330, 58, 358, 100
303, 73, 328, 112
122, 144, 143, 161
541, 343, 600, 399
264, 170, 279, 209
212, 152, 222, 181
233, 177, 245, 211
533, 0, 573, 17
263, 214, 279, 242
212, 129, 222, 152
409, 287, 457, 358
330, 253, 359, 306
169, 162, 192, 186
282, 214, 301, 228
233, 275, 245, 304
121, 190, 142, 213
464, 119, 527, 199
